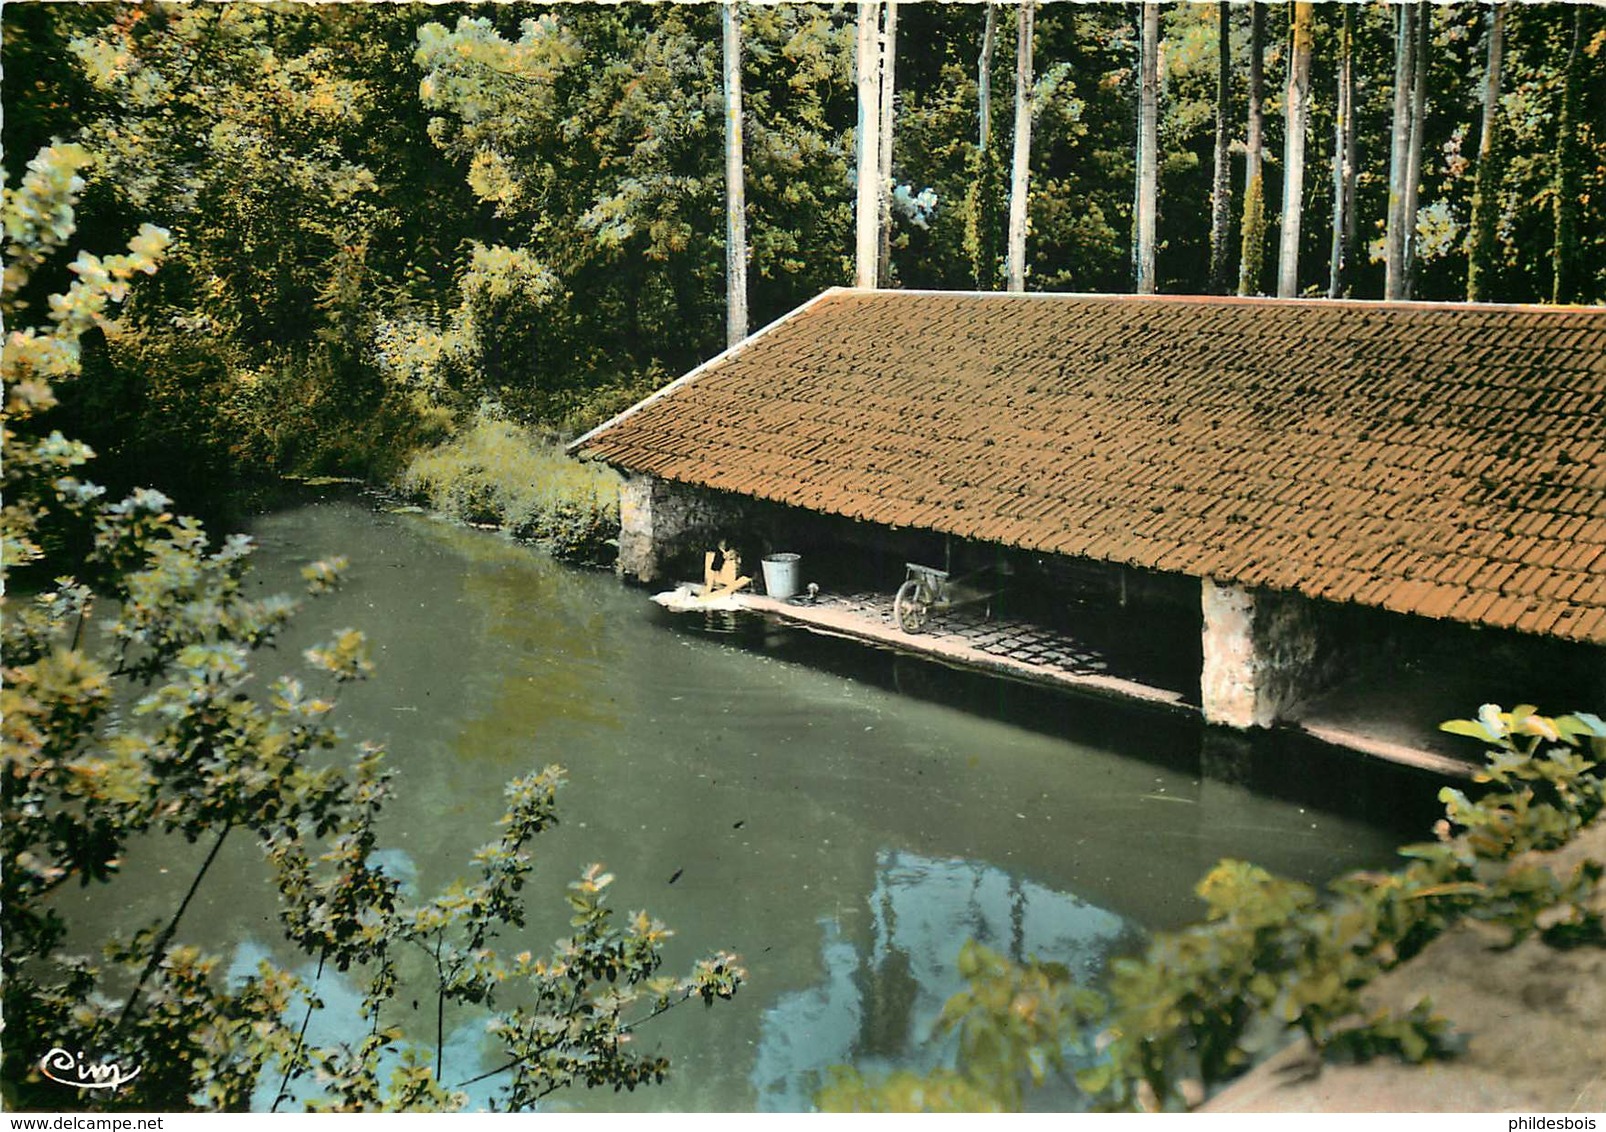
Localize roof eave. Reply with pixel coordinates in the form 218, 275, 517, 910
829, 285, 1602, 316
567, 286, 849, 463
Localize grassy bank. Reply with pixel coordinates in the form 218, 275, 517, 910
398, 415, 621, 565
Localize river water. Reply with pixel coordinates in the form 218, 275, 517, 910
65, 494, 1449, 1111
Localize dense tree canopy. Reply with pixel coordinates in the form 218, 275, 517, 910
2, 0, 1601, 492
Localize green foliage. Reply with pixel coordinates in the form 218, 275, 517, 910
24, 3, 470, 483
818, 1066, 1007, 1114
1237, 172, 1267, 297
1472, 3, 1606, 305
411, 5, 853, 416
397, 413, 622, 565
1, 143, 165, 574
823, 705, 1606, 1113
963, 144, 1005, 291
2, 145, 741, 1112
6, 0, 1602, 496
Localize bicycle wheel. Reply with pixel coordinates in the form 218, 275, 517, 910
895, 579, 930, 634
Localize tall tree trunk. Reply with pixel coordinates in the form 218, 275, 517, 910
1207, 1, 1233, 294
722, 0, 748, 346
1276, 2, 1312, 299
967, 3, 1002, 289
877, 0, 898, 287
979, 2, 997, 151
1466, 1, 1505, 302
1327, 3, 1355, 298
1384, 0, 1416, 300
1552, 3, 1584, 304
1343, 31, 1358, 264
854, 1, 881, 289
1134, 0, 1160, 295
1006, 0, 1034, 293
1402, 0, 1429, 297
1238, 1, 1265, 295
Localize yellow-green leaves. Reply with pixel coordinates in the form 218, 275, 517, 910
2, 143, 92, 304
300, 556, 348, 596
303, 629, 375, 683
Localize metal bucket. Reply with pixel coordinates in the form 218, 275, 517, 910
760, 553, 802, 599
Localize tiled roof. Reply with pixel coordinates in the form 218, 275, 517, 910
575, 289, 1606, 645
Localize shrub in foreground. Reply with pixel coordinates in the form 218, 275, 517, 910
2, 144, 740, 1113
822, 705, 1606, 1112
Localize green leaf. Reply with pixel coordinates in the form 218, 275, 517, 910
1439, 719, 1496, 742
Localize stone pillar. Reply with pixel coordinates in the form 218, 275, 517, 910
1200, 579, 1328, 729
616, 473, 659, 583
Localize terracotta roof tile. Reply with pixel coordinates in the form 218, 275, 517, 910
577, 290, 1606, 646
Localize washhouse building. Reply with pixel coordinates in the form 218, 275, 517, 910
571, 288, 1606, 752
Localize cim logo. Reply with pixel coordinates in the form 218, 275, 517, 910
39, 1048, 141, 1091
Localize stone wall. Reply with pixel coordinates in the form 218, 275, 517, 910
1200, 579, 1332, 729
616, 473, 754, 584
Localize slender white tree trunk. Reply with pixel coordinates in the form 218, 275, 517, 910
722, 0, 748, 346
854, 0, 881, 289
1402, 0, 1429, 297
1277, 1, 1311, 298
1323, 3, 1349, 300
1134, 0, 1160, 294
877, 0, 898, 287
1208, 1, 1233, 294
1327, 4, 1353, 298
1006, 0, 1034, 293
979, 2, 997, 150
1384, 1, 1415, 300
1466, 1, 1505, 301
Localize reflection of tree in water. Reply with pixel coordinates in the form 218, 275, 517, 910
750, 849, 1143, 1110
854, 881, 918, 1061
856, 864, 1033, 1062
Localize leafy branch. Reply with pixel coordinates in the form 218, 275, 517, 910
3, 143, 743, 1113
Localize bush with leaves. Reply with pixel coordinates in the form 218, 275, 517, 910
823, 704, 1606, 1113
396, 412, 621, 565
2, 144, 743, 1112
42, 3, 470, 483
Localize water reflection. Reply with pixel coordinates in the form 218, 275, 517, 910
51, 496, 1442, 1112
752, 848, 1140, 1110
228, 941, 502, 1112
223, 844, 1140, 1112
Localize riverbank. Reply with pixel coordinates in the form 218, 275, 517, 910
1205, 817, 1606, 1113
397, 416, 620, 564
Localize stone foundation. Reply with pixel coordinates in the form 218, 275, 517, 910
1200, 579, 1330, 729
